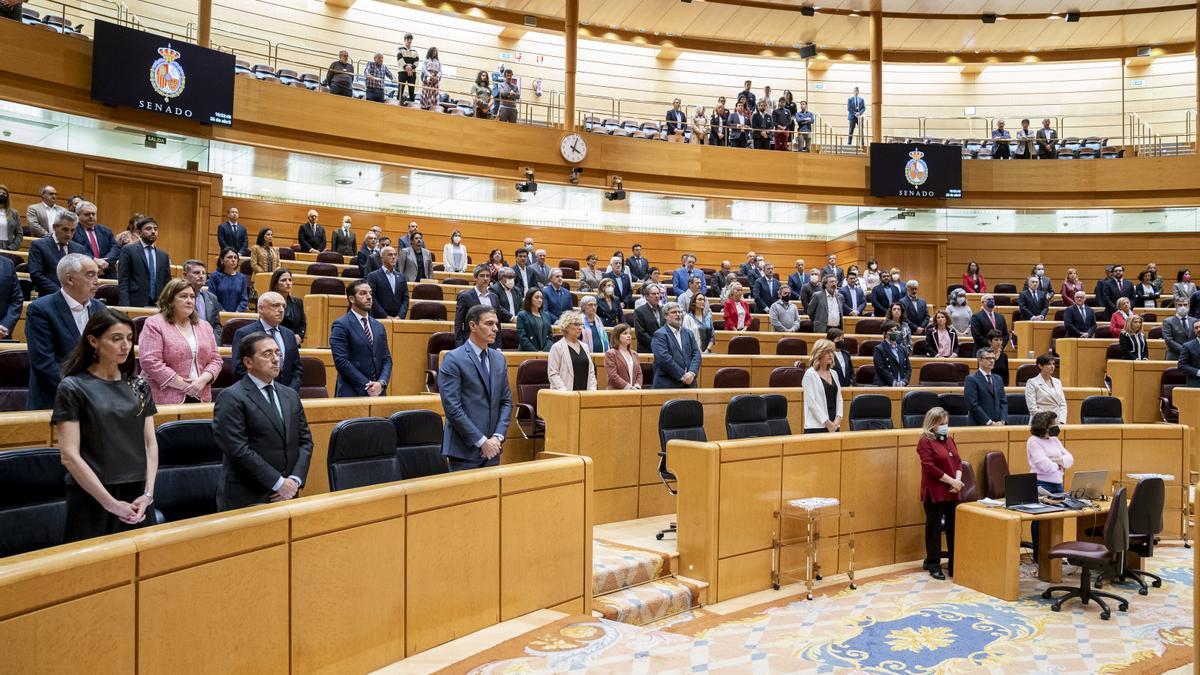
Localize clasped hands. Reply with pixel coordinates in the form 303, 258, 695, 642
269, 477, 300, 503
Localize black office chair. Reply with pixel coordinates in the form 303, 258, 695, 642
1081, 395, 1123, 424
725, 395, 771, 440
657, 399, 706, 540
1042, 487, 1130, 620
327, 417, 400, 491
937, 393, 971, 427
389, 410, 450, 479
152, 420, 222, 524
848, 394, 893, 430
1096, 477, 1165, 595
0, 448, 66, 557
763, 394, 791, 436
901, 390, 940, 428
1006, 393, 1030, 426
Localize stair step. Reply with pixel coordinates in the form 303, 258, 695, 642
592, 539, 674, 597
592, 576, 708, 626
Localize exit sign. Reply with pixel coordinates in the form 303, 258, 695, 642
813, 83, 824, 90
1131, 79, 1145, 87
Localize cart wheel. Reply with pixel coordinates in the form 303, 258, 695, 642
655, 533, 664, 540
772, 582, 780, 590
850, 584, 857, 590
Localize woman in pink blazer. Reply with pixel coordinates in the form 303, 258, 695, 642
604, 323, 643, 390
137, 279, 224, 404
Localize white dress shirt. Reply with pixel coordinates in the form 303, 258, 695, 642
246, 371, 300, 491
60, 290, 89, 335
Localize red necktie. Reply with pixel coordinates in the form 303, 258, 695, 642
988, 312, 996, 328
86, 229, 100, 258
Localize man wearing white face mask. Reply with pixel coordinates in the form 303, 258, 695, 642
799, 270, 823, 311
490, 267, 522, 324
1162, 297, 1195, 361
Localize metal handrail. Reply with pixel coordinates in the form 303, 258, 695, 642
1186, 109, 1198, 147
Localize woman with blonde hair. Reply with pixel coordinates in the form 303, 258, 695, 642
722, 282, 752, 331
547, 310, 596, 391
691, 106, 708, 145
801, 339, 842, 434
1119, 313, 1149, 360
1060, 268, 1083, 306
137, 278, 223, 404
916, 407, 962, 580
1110, 296, 1133, 333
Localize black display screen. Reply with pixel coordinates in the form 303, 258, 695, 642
870, 143, 962, 199
90, 20, 234, 127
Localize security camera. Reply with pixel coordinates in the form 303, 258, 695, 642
604, 175, 625, 201
515, 167, 537, 194
569, 167, 582, 184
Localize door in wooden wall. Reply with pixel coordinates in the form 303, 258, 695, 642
871, 240, 943, 303
94, 175, 198, 262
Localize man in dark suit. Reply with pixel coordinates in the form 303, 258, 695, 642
786, 259, 807, 297
28, 211, 86, 296
1063, 291, 1097, 339
626, 244, 650, 282
330, 280, 392, 397
230, 292, 302, 391
454, 267, 501, 346
969, 295, 1009, 349
1176, 321, 1200, 387
847, 86, 866, 145
665, 99, 687, 139
438, 305, 512, 470
297, 209, 326, 253
355, 232, 382, 277
965, 349, 1008, 426
838, 270, 869, 317
752, 263, 780, 314
603, 258, 634, 309
26, 255, 103, 409
871, 271, 901, 318
332, 216, 357, 257
798, 271, 823, 314
1036, 118, 1058, 159
738, 251, 758, 279
872, 321, 911, 387
365, 246, 409, 320
751, 100, 771, 149
736, 80, 756, 112
821, 254, 845, 285
651, 302, 701, 389
216, 206, 249, 255
1100, 264, 1134, 315
117, 216, 171, 307
510, 248, 540, 298
71, 202, 119, 278
0, 256, 22, 340
397, 232, 433, 282
634, 284, 665, 353
397, 221, 420, 250
1163, 298, 1196, 362
726, 102, 750, 148
214, 331, 314, 510
1017, 275, 1052, 321
184, 259, 222, 334
899, 280, 929, 335
491, 267, 522, 324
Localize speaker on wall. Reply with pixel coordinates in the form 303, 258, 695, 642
799, 44, 817, 59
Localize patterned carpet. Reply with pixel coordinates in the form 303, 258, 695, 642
444, 545, 1193, 674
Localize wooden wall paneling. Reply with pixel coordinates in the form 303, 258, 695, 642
862, 233, 946, 303
499, 478, 587, 619
668, 440, 720, 596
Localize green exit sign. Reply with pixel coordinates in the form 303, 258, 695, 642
1130, 79, 1145, 87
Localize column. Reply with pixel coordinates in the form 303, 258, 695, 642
869, 10, 882, 144
565, 0, 579, 132
197, 0, 212, 48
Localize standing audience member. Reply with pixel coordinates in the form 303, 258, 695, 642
809, 275, 844, 334
604, 256, 634, 308
1030, 263, 1053, 295
363, 52, 394, 103
453, 267, 496, 345
330, 280, 392, 397
1100, 264, 1134, 316
683, 291, 714, 352
29, 211, 86, 296
250, 227, 279, 274
751, 100, 771, 149
1119, 314, 1150, 360
117, 216, 171, 307
26, 184, 64, 238
651, 302, 701, 389
822, 254, 844, 284
802, 339, 843, 434
626, 244, 650, 282
547, 311, 597, 391
1163, 298, 1195, 361
497, 68, 520, 123
665, 98, 687, 140
823, 328, 853, 386
862, 259, 883, 293
0, 253, 21, 339
839, 270, 869, 317
72, 201, 118, 277
886, 303, 913, 352
1178, 321, 1200, 386
916, 407, 962, 580
794, 100, 814, 152
871, 268, 902, 317
579, 254, 604, 292
217, 207, 249, 255
442, 230, 469, 273
510, 248, 536, 295
752, 262, 780, 313
206, 247, 249, 313
27, 255, 103, 409
1013, 118, 1035, 159
183, 260, 222, 334
471, 71, 493, 118
1134, 269, 1160, 309
1064, 291, 1097, 338
367, 246, 410, 321
490, 267, 522, 324
722, 283, 753, 332
677, 275, 703, 315
438, 305, 511, 470
962, 261, 986, 293
530, 249, 552, 286
323, 50, 355, 97
846, 86, 865, 145
214, 331, 313, 510
605, 324, 643, 390
230, 292, 302, 391
355, 232, 382, 277
0, 184, 22, 250
516, 289, 552, 351
541, 268, 573, 322
271, 268, 306, 344
726, 101, 750, 148
969, 294, 1008, 349
873, 320, 911, 387
579, 296, 609, 353
298, 209, 326, 253
925, 310, 958, 357
397, 231, 433, 281
114, 213, 142, 248
987, 330, 1010, 385
709, 99, 728, 146
770, 285, 800, 333
990, 120, 1012, 159
1036, 118, 1058, 159
1173, 269, 1195, 305
965, 348, 1008, 426
1110, 296, 1133, 333
1018, 275, 1051, 320
786, 259, 807, 296
1026, 411, 1072, 549
332, 216, 357, 257
690, 106, 709, 145
1025, 353, 1067, 423
396, 34, 419, 103
54, 309, 158, 541
1060, 268, 1083, 305
595, 278, 624, 327
947, 289, 973, 337
420, 46, 441, 104
799, 270, 823, 312
900, 280, 929, 334
137, 279, 223, 404
771, 98, 794, 150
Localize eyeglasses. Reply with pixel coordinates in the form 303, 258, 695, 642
981, 357, 996, 362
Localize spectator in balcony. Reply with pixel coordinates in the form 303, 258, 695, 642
471, 71, 492, 119
0, 1, 23, 22
847, 86, 865, 145
396, 33, 419, 103
709, 99, 728, 146
497, 68, 520, 123
665, 98, 687, 140
690, 105, 708, 145
442, 229, 469, 273
516, 288, 551, 351
250, 227, 279, 274
579, 253, 604, 292
421, 70, 440, 111
420, 46, 441, 87
761, 85, 775, 110
0, 184, 21, 250
1036, 118, 1057, 159
363, 52, 394, 104
737, 80, 756, 112
270, 268, 305, 345
1011, 119, 1035, 159
991, 120, 1012, 159
323, 50, 355, 97
1120, 314, 1150, 360
1174, 268, 1195, 305
1060, 267, 1083, 306
208, 247, 249, 313
751, 99, 771, 150
726, 101, 750, 148
1134, 269, 1160, 309
794, 100, 814, 152
771, 99, 794, 152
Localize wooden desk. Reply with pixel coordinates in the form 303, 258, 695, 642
1106, 359, 1177, 424
1057, 338, 1166, 388
955, 501, 1111, 601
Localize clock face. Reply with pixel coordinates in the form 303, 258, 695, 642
560, 133, 587, 163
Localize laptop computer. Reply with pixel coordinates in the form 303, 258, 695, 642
1005, 473, 1064, 514
1069, 470, 1108, 499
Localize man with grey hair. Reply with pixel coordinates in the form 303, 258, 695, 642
634, 283, 666, 352
26, 184, 65, 238
364, 52, 394, 103
297, 209, 326, 253
28, 210, 86, 295
184, 259, 222, 333
71, 201, 119, 277
899, 279, 929, 335
26, 254, 103, 409
769, 284, 800, 332
651, 301, 701, 389
366, 245, 409, 320
531, 248, 551, 282
230, 291, 302, 391
490, 267, 522, 323
541, 268, 573, 322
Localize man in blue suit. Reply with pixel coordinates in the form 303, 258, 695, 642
28, 211, 86, 296
330, 280, 392, 397
438, 304, 512, 471
453, 267, 500, 346
671, 254, 706, 298
230, 292, 302, 391
71, 202, 119, 278
1176, 321, 1200, 387
0, 256, 23, 340
26, 254, 103, 409
541, 268, 573, 322
1063, 290, 1097, 338
603, 257, 634, 309
847, 86, 865, 145
838, 270, 868, 316
752, 262, 781, 314
365, 246, 410, 320
217, 206, 249, 255
872, 321, 911, 387
965, 349, 1008, 426
786, 259, 807, 297
871, 269, 901, 317
651, 302, 702, 389
626, 244, 650, 282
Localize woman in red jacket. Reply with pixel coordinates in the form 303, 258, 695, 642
722, 282, 753, 331
962, 261, 987, 294
916, 407, 963, 580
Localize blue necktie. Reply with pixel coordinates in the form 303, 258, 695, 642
479, 348, 491, 395
145, 247, 156, 296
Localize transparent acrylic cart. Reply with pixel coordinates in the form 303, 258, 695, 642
771, 497, 856, 600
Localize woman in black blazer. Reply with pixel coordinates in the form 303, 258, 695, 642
595, 278, 625, 327
924, 310, 959, 357
826, 327, 855, 387
271, 269, 307, 344
1119, 315, 1150, 360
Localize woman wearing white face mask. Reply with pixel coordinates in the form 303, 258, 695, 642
947, 289, 973, 337
594, 278, 624, 327
916, 407, 963, 580
442, 230, 468, 273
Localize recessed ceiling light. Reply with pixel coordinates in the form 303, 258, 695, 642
514, 197, 527, 203
335, 179, 352, 185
